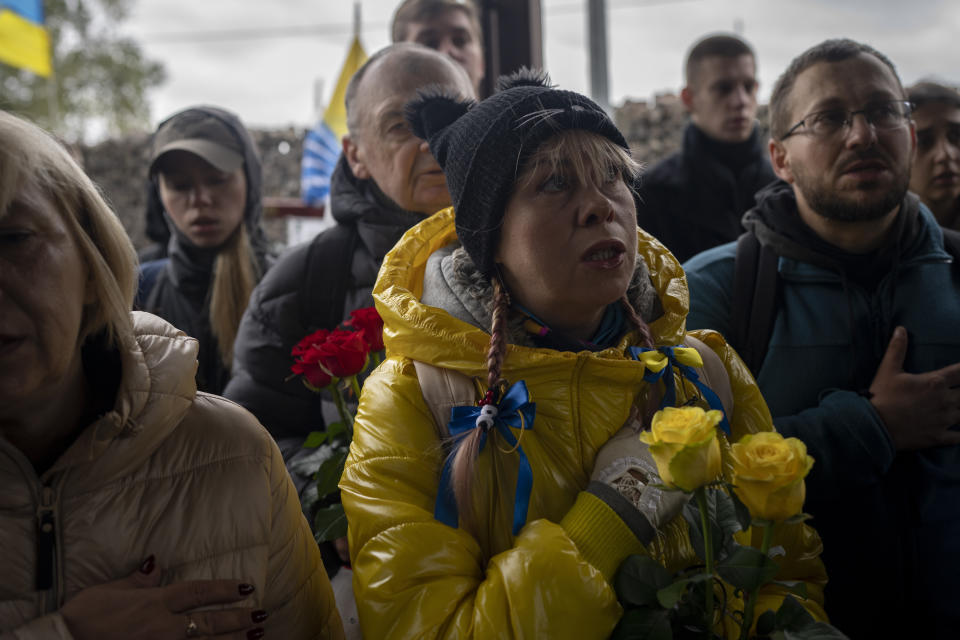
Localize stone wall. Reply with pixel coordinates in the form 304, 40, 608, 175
81, 98, 769, 251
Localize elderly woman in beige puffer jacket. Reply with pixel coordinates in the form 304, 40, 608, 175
0, 112, 343, 639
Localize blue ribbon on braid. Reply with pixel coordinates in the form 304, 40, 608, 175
434, 380, 536, 535
628, 345, 731, 436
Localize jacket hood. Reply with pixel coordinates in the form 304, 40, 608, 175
45, 312, 199, 483
144, 106, 269, 260
373, 207, 690, 378
743, 180, 943, 271
329, 155, 429, 261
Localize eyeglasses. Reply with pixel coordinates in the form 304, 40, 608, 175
780, 100, 913, 140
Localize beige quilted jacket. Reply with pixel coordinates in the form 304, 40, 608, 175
0, 312, 343, 639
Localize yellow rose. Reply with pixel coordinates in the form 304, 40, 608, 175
639, 406, 723, 491
729, 431, 814, 522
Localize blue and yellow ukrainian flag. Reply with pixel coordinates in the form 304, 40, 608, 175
0, 0, 52, 77
301, 35, 367, 205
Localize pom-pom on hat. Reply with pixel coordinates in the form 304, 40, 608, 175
405, 68, 630, 276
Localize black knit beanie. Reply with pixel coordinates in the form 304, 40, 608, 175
405, 69, 630, 276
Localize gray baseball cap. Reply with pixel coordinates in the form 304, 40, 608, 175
150, 110, 245, 173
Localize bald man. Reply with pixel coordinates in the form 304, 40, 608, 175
225, 43, 474, 441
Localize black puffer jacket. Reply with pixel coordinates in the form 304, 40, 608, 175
223, 157, 426, 440
138, 106, 271, 394
636, 123, 776, 263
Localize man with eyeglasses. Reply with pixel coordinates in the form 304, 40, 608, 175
636, 33, 776, 263
907, 81, 960, 231
684, 39, 960, 638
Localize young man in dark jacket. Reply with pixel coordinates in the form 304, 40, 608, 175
684, 39, 960, 639
636, 34, 775, 263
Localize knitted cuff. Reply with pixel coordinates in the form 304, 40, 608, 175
587, 481, 657, 545
560, 490, 647, 582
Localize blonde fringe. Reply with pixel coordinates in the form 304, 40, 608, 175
209, 224, 260, 367
515, 129, 642, 194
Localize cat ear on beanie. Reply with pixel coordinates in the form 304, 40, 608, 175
404, 87, 475, 141
495, 67, 554, 93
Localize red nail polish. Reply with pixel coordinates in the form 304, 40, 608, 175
238, 583, 255, 595
139, 555, 156, 574
247, 628, 265, 640
252, 610, 268, 623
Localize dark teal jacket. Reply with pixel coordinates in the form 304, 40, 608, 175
684, 182, 960, 639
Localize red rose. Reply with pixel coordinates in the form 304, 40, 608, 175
348, 307, 384, 352
292, 328, 330, 358
301, 328, 369, 378
291, 357, 333, 390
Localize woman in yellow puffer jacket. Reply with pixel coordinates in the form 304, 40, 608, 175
340, 71, 827, 638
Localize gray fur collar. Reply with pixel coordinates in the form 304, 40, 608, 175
421, 245, 663, 347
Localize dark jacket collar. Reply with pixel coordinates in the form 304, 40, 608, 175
742, 180, 930, 277
329, 156, 429, 261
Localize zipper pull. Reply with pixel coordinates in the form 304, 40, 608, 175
36, 486, 56, 591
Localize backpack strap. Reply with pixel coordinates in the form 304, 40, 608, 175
731, 231, 780, 376
412, 360, 480, 438
300, 223, 360, 331
682, 335, 734, 419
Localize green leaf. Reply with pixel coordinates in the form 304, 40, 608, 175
715, 545, 780, 593
713, 488, 742, 560
313, 504, 348, 542
326, 421, 347, 440
683, 488, 739, 563
302, 431, 328, 448
315, 449, 349, 498
714, 489, 742, 536
775, 595, 815, 632
756, 610, 777, 636
682, 499, 706, 561
610, 608, 673, 640
771, 581, 808, 599
656, 573, 711, 609
726, 484, 754, 532
615, 555, 675, 608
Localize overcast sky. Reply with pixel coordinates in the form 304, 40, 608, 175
123, 0, 960, 131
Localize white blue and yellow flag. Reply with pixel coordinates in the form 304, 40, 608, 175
301, 35, 368, 205
0, 0, 52, 77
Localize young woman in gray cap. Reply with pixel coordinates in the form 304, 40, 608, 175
138, 106, 271, 394
338, 72, 829, 637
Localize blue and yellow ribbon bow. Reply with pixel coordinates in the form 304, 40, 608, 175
434, 380, 536, 535
629, 345, 731, 436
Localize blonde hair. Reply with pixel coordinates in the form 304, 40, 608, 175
208, 224, 260, 367
447, 129, 652, 531
515, 128, 642, 193
0, 111, 137, 350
